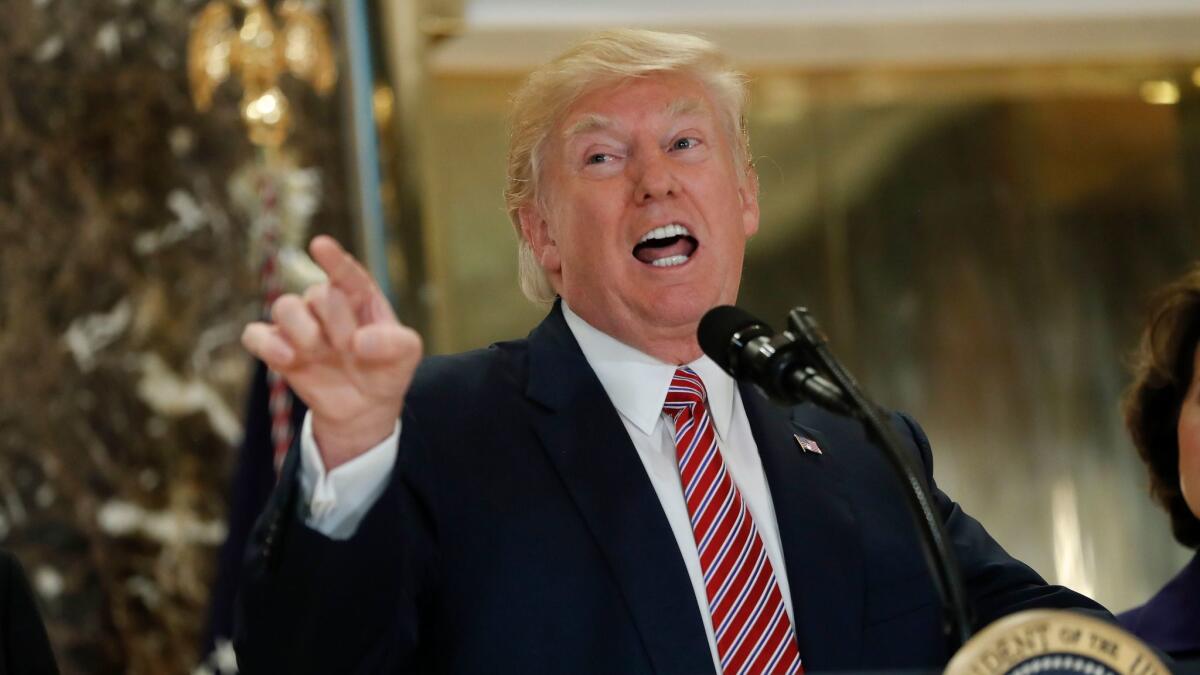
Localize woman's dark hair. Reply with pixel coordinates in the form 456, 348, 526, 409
1124, 265, 1200, 549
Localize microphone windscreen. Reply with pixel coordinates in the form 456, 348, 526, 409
697, 305, 771, 372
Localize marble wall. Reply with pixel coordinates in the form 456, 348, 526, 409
0, 1, 350, 672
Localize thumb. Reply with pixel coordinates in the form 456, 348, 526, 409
353, 323, 421, 363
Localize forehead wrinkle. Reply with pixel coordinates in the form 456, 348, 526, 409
562, 95, 709, 142
664, 96, 707, 120
563, 113, 618, 141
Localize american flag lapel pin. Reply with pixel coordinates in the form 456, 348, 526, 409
794, 434, 823, 455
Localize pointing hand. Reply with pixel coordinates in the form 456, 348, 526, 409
241, 235, 422, 470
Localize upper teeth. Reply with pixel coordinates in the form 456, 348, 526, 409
638, 223, 690, 243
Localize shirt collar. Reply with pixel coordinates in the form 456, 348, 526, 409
561, 301, 735, 440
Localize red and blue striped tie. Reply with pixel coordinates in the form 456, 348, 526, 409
664, 367, 804, 675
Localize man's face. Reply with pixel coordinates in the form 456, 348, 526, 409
520, 73, 759, 359
1179, 344, 1200, 519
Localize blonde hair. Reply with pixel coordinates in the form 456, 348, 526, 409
505, 29, 751, 303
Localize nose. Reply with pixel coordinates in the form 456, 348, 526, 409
633, 150, 677, 205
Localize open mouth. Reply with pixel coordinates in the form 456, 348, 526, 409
632, 223, 699, 268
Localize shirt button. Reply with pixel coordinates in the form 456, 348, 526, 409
310, 497, 333, 519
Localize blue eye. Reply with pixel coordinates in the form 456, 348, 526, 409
672, 137, 699, 151
586, 153, 610, 164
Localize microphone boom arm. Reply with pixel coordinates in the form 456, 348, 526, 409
698, 302, 974, 650
786, 306, 974, 652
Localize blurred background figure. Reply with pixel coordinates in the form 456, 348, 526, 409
1120, 267, 1200, 662
1, 0, 1200, 673
0, 548, 58, 674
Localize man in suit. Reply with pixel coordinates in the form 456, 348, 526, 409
236, 29, 1107, 673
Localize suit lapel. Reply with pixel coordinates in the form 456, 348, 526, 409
525, 305, 714, 675
740, 384, 866, 668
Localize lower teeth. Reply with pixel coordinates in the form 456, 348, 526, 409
651, 255, 688, 267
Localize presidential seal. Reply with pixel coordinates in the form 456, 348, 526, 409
946, 610, 1168, 675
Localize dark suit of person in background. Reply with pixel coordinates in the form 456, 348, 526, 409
0, 550, 58, 675
236, 29, 1109, 673
1120, 267, 1200, 661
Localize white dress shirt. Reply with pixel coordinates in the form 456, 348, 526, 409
298, 302, 796, 671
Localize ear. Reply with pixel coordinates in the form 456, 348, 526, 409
518, 202, 561, 275
738, 164, 760, 238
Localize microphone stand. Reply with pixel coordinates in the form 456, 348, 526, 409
786, 307, 974, 653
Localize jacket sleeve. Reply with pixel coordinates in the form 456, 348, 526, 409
894, 412, 1114, 630
233, 402, 439, 674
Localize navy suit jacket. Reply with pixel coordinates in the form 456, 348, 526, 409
235, 303, 1108, 673
1119, 551, 1200, 661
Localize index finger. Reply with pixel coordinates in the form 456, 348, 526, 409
309, 235, 376, 302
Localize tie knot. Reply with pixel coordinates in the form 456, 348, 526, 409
663, 367, 708, 416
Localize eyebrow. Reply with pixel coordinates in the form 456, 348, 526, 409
561, 96, 710, 140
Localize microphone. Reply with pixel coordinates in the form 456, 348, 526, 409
698, 305, 849, 413
701, 304, 975, 651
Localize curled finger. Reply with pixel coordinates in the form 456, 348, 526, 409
241, 322, 296, 369
271, 293, 323, 353
305, 283, 357, 352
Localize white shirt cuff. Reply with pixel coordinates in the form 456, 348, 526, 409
297, 411, 400, 540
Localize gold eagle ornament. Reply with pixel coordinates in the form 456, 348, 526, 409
188, 0, 337, 148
